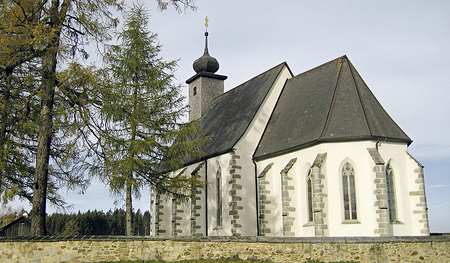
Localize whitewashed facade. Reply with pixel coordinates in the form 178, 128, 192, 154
150, 33, 429, 237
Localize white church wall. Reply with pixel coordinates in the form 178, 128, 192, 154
229, 65, 293, 236
329, 152, 375, 237
377, 142, 429, 236
257, 141, 391, 237
156, 194, 173, 236
297, 162, 316, 236
405, 150, 429, 235
256, 140, 428, 237
378, 142, 411, 235
285, 161, 302, 236
181, 161, 208, 236
150, 190, 157, 236
190, 162, 207, 236
153, 139, 426, 237
259, 159, 283, 236
257, 149, 321, 237
230, 147, 258, 236
173, 199, 191, 236
206, 154, 233, 236
150, 161, 207, 236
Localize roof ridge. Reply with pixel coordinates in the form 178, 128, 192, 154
205, 62, 287, 108
347, 58, 377, 138
291, 55, 347, 80
317, 56, 345, 140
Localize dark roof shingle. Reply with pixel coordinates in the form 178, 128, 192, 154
254, 56, 411, 160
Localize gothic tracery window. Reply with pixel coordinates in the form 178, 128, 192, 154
342, 162, 357, 220
216, 166, 222, 228
307, 168, 314, 222
386, 161, 397, 222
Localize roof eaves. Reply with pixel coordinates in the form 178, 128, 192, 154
254, 135, 412, 162
347, 58, 412, 143
180, 148, 235, 168
254, 140, 320, 162
186, 72, 227, 84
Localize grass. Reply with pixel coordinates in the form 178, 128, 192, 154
101, 260, 265, 263
100, 259, 359, 263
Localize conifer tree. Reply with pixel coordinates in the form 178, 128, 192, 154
97, 3, 207, 236
1, 0, 198, 236
0, 0, 126, 236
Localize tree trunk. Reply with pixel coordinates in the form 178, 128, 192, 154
125, 82, 139, 236
29, 0, 69, 236
0, 71, 12, 176
126, 180, 133, 236
30, 47, 58, 236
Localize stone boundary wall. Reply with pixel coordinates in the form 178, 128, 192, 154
0, 235, 449, 263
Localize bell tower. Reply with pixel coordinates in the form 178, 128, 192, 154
186, 17, 227, 121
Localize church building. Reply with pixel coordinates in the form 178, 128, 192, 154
150, 29, 429, 237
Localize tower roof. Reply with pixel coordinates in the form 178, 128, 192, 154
193, 29, 219, 74
254, 56, 412, 160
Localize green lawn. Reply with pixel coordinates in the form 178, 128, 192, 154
101, 259, 359, 263
101, 260, 263, 263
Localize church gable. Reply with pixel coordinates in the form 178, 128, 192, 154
189, 62, 289, 163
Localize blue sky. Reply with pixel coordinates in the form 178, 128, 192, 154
4, 0, 450, 233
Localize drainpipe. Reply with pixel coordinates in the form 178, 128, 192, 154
205, 160, 208, 236
253, 158, 260, 236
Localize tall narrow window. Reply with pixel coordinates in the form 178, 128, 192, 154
216, 167, 222, 227
171, 198, 177, 236
193, 87, 197, 96
307, 169, 314, 222
386, 162, 397, 222
342, 162, 357, 220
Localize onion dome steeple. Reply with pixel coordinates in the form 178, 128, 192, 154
187, 17, 227, 121
193, 17, 219, 73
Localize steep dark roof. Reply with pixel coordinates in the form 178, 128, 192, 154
254, 56, 411, 160
191, 62, 288, 162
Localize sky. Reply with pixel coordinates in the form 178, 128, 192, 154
4, 0, 450, 233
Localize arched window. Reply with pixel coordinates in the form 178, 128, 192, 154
307, 168, 314, 222
216, 166, 222, 227
342, 162, 357, 220
386, 161, 397, 222
171, 198, 177, 235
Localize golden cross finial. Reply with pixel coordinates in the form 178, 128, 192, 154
205, 16, 209, 31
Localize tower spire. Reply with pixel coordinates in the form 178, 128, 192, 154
193, 16, 219, 73
204, 16, 209, 54
187, 16, 227, 121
